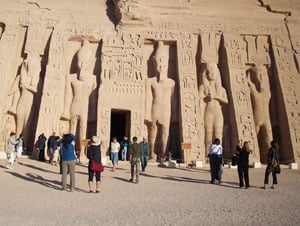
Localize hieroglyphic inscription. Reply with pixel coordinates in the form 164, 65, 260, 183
271, 35, 300, 161
35, 29, 66, 137
0, 25, 23, 143
101, 32, 144, 95
223, 34, 259, 163
177, 33, 202, 161
131, 111, 143, 138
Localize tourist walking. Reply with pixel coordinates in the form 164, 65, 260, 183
236, 141, 252, 188
16, 133, 24, 159
5, 132, 18, 169
87, 136, 102, 193
120, 136, 130, 161
140, 137, 149, 172
263, 140, 280, 189
61, 133, 76, 191
38, 133, 47, 162
209, 138, 223, 184
110, 137, 120, 172
47, 132, 59, 165
129, 136, 143, 184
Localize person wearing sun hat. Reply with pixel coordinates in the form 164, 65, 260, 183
87, 135, 102, 193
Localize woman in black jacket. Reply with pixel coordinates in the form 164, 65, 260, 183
236, 141, 252, 189
87, 136, 102, 193
263, 140, 280, 189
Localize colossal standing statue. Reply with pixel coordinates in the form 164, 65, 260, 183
62, 40, 97, 161
199, 62, 228, 156
8, 55, 40, 139
145, 41, 175, 162
247, 64, 272, 163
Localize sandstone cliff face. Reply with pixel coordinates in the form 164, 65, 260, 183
0, 0, 299, 164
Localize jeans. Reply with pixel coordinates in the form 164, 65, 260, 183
121, 147, 127, 161
39, 148, 45, 162
141, 156, 148, 171
264, 164, 278, 185
62, 160, 76, 190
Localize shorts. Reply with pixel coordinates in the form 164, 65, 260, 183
111, 152, 119, 164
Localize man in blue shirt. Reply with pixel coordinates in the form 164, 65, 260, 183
120, 136, 130, 161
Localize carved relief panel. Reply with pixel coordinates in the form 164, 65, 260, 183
271, 35, 300, 162
223, 34, 260, 163
177, 33, 202, 161
97, 32, 145, 152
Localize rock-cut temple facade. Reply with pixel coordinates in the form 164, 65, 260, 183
0, 0, 299, 165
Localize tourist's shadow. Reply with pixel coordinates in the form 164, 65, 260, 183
6, 171, 61, 190
17, 162, 59, 174
112, 176, 132, 183
141, 173, 211, 184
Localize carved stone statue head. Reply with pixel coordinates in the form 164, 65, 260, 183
22, 55, 41, 79
249, 64, 269, 91
153, 41, 168, 80
77, 39, 92, 79
206, 62, 219, 81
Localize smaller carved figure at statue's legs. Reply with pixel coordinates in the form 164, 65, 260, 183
148, 122, 158, 160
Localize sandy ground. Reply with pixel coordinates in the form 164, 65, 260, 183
0, 156, 300, 226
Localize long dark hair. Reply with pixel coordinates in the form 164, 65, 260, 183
62, 134, 73, 147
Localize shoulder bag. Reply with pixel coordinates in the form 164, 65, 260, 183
91, 160, 104, 172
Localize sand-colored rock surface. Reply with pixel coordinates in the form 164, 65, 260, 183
1, 157, 299, 226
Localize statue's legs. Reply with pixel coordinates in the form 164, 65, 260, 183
160, 123, 170, 161
214, 112, 224, 143
204, 110, 214, 157
8, 92, 20, 115
70, 116, 78, 135
260, 120, 273, 163
148, 122, 157, 160
79, 114, 89, 163
16, 116, 24, 140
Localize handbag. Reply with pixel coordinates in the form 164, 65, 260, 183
91, 160, 104, 172
274, 165, 281, 174
231, 154, 238, 166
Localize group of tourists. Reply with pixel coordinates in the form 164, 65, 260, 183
109, 136, 149, 173
4, 130, 281, 192
34, 132, 60, 164
209, 138, 281, 190
60, 134, 150, 192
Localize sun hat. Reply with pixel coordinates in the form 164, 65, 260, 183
91, 136, 100, 146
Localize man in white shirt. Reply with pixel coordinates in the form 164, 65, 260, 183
209, 138, 223, 184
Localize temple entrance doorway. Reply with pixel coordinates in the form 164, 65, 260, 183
110, 109, 131, 159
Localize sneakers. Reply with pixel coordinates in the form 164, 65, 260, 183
96, 189, 100, 193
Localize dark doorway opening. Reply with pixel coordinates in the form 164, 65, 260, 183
110, 109, 130, 144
